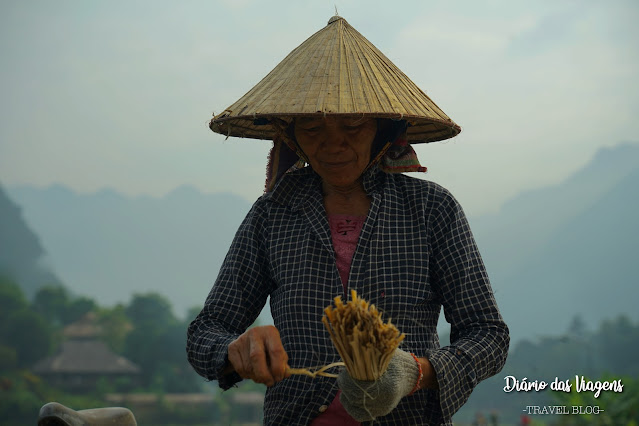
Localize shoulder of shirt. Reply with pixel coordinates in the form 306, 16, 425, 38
387, 173, 459, 207
252, 167, 318, 211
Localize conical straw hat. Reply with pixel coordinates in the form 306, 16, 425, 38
210, 15, 461, 144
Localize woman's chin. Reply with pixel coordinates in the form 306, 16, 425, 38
321, 176, 362, 191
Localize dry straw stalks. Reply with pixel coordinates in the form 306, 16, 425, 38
322, 290, 405, 381
286, 290, 405, 380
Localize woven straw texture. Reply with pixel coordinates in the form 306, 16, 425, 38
210, 16, 460, 144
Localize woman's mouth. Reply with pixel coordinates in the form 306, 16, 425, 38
320, 160, 352, 168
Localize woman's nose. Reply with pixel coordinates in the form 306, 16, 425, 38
321, 126, 347, 152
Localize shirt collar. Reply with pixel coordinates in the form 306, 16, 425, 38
268, 165, 387, 211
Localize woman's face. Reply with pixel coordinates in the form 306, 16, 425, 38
294, 116, 377, 190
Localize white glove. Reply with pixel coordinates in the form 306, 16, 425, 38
338, 349, 421, 421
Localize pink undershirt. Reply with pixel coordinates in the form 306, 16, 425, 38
329, 214, 365, 295
310, 214, 365, 426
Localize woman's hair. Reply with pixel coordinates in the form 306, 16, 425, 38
371, 118, 407, 159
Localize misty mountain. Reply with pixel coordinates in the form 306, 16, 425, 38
473, 142, 639, 341
6, 184, 253, 318
495, 166, 639, 340
0, 183, 61, 296
472, 142, 639, 282
6, 142, 639, 341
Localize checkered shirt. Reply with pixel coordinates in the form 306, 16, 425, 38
187, 166, 509, 425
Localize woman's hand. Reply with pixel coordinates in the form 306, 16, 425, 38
226, 325, 290, 387
338, 349, 425, 421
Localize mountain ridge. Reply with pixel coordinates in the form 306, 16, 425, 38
6, 142, 639, 338
6, 183, 254, 318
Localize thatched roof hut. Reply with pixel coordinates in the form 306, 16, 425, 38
33, 313, 139, 391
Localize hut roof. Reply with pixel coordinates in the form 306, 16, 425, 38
62, 312, 102, 339
33, 340, 140, 375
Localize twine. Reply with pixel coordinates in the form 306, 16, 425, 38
286, 361, 345, 378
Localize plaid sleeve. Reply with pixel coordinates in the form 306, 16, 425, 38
186, 200, 273, 389
426, 188, 510, 420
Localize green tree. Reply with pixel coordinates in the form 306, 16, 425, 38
552, 375, 638, 425
32, 285, 69, 326
32, 285, 97, 326
594, 315, 639, 377
0, 345, 17, 373
123, 292, 199, 391
1, 309, 51, 368
0, 278, 51, 368
0, 372, 46, 425
125, 292, 176, 330
66, 296, 97, 324
156, 321, 204, 392
97, 304, 132, 353
0, 276, 28, 322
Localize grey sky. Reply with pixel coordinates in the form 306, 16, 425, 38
1, 0, 638, 215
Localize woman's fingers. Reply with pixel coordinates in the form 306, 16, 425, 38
227, 325, 289, 386
265, 331, 288, 381
227, 334, 252, 378
248, 330, 273, 385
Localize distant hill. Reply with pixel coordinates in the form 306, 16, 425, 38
0, 183, 61, 296
6, 184, 253, 318
472, 142, 639, 281
7, 142, 639, 339
496, 167, 639, 339
471, 142, 639, 342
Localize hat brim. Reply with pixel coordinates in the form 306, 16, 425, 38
210, 112, 460, 144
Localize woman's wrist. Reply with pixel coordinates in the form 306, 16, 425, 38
408, 353, 424, 395
417, 356, 439, 390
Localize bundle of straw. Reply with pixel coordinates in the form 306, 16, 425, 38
322, 290, 405, 381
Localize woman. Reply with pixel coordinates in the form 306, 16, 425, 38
187, 16, 508, 425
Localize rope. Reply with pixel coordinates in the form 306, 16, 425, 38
286, 361, 345, 379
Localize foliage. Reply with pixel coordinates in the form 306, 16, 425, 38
122, 293, 203, 392
0, 345, 17, 373
1, 309, 51, 368
0, 276, 29, 328
32, 285, 96, 327
97, 304, 132, 353
0, 278, 51, 368
594, 316, 639, 377
0, 369, 113, 426
551, 375, 639, 425
0, 279, 214, 424
457, 314, 639, 425
0, 371, 46, 426
125, 293, 176, 331
2, 279, 205, 396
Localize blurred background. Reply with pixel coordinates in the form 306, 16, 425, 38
1, 1, 638, 424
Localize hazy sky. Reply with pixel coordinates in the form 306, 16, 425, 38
1, 0, 638, 216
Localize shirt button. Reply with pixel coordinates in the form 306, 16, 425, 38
319, 405, 328, 413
